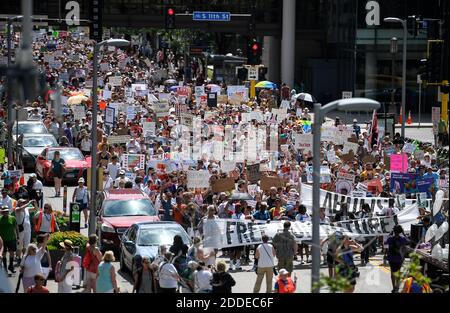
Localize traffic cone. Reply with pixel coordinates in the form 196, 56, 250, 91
407, 111, 412, 125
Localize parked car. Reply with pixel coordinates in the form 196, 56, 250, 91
12, 121, 49, 141
35, 147, 91, 184
18, 134, 58, 171
120, 221, 191, 274
96, 189, 160, 254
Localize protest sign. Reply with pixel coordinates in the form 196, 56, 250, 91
352, 191, 367, 198
177, 86, 191, 97
109, 76, 122, 87
218, 95, 228, 104
342, 142, 359, 155
221, 161, 236, 173
9, 170, 22, 178
402, 143, 416, 155
153, 102, 170, 117
294, 133, 313, 151
195, 86, 205, 96
390, 154, 408, 173
227, 86, 248, 101
327, 150, 337, 164
260, 176, 286, 191
336, 180, 353, 194
390, 173, 434, 197
337, 172, 355, 183
211, 177, 236, 193
187, 171, 211, 189
104, 107, 115, 126
107, 135, 131, 145
246, 163, 261, 184
127, 106, 136, 121
123, 154, 146, 170
143, 122, 156, 137
73, 105, 86, 121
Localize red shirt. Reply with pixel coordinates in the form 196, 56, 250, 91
27, 286, 50, 293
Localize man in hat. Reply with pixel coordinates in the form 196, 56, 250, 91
0, 189, 13, 213
274, 268, 297, 293
72, 177, 90, 228
14, 199, 38, 265
353, 119, 361, 138
114, 169, 130, 188
0, 205, 18, 273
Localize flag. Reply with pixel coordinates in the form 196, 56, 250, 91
368, 109, 378, 150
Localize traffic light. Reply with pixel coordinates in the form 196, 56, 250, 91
258, 67, 268, 81
165, 7, 176, 29
237, 67, 248, 81
407, 16, 419, 37
418, 59, 430, 82
247, 38, 262, 66
428, 41, 443, 82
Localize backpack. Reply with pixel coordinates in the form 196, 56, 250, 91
173, 255, 188, 274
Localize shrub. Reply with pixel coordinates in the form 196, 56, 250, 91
47, 231, 88, 253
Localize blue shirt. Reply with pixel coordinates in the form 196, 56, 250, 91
253, 210, 271, 221
96, 262, 114, 293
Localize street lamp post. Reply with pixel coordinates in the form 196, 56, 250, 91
89, 39, 130, 236
311, 98, 381, 293
384, 17, 407, 138
390, 37, 398, 133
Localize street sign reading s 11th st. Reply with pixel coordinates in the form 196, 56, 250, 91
193, 12, 231, 22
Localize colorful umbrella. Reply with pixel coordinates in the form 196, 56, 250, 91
255, 81, 277, 89
169, 86, 180, 92
164, 79, 178, 85
206, 84, 220, 89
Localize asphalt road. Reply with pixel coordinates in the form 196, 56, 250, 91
2, 179, 399, 293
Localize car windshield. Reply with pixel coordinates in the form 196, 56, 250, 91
14, 123, 48, 135
138, 226, 190, 246
103, 199, 156, 217
23, 136, 57, 147
48, 149, 84, 161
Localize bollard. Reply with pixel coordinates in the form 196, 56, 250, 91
63, 185, 68, 216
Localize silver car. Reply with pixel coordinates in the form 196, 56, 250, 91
19, 134, 58, 170
119, 222, 191, 274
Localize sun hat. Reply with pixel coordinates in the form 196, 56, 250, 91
59, 239, 73, 249
279, 268, 289, 275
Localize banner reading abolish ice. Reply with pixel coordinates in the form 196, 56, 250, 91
203, 216, 398, 249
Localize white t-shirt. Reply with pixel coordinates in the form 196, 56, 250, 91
33, 180, 44, 191
379, 207, 399, 217
1, 196, 13, 213
107, 163, 120, 180
195, 269, 212, 291
20, 248, 45, 278
158, 262, 178, 289
15, 206, 31, 228
231, 212, 246, 220
256, 243, 275, 268
80, 139, 92, 152
38, 213, 53, 233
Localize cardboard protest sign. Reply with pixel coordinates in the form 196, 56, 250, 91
109, 76, 122, 87
187, 171, 211, 189
153, 102, 170, 117
260, 176, 286, 191
221, 161, 236, 173
104, 107, 115, 126
352, 191, 367, 198
246, 163, 261, 184
390, 154, 408, 173
342, 142, 359, 155
123, 154, 146, 170
362, 155, 376, 164
211, 177, 236, 193
217, 95, 228, 104
143, 122, 156, 137
337, 172, 355, 183
107, 135, 131, 145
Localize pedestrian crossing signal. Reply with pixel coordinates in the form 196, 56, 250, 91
165, 7, 176, 29
247, 38, 262, 65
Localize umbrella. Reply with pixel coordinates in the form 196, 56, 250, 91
296, 93, 316, 103
255, 81, 277, 89
206, 84, 220, 89
230, 192, 253, 201
67, 95, 89, 105
164, 79, 178, 85
169, 86, 180, 92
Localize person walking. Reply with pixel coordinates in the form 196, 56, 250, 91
194, 261, 212, 293
158, 252, 180, 293
179, 260, 197, 293
385, 225, 409, 293
34, 203, 59, 235
26, 273, 50, 293
211, 261, 235, 293
72, 178, 90, 228
36, 234, 51, 285
13, 199, 37, 265
133, 256, 156, 293
253, 235, 276, 293
55, 240, 76, 293
19, 239, 47, 292
274, 268, 297, 293
0, 206, 18, 274
272, 221, 297, 274
50, 150, 66, 197
335, 236, 363, 293
96, 251, 119, 293
83, 234, 102, 293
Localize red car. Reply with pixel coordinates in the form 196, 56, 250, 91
96, 189, 160, 253
35, 147, 91, 184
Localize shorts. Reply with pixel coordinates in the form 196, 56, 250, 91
76, 201, 88, 210
327, 254, 337, 266
389, 262, 403, 273
3, 240, 17, 252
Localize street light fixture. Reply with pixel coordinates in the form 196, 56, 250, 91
89, 38, 130, 236
311, 98, 381, 293
384, 17, 407, 139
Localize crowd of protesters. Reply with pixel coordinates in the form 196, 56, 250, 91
0, 29, 449, 294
